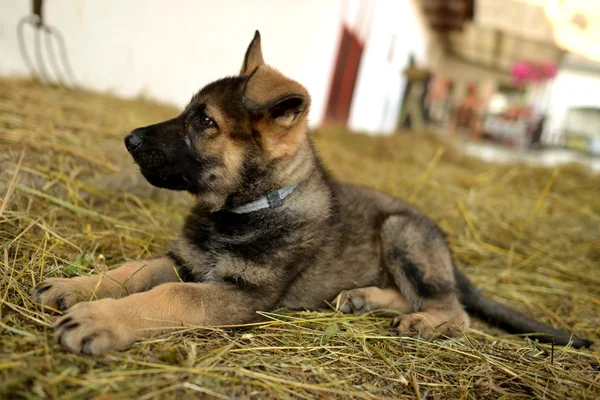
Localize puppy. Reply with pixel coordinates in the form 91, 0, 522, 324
32, 31, 592, 354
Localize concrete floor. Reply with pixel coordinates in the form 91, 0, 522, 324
428, 124, 600, 173
459, 140, 600, 173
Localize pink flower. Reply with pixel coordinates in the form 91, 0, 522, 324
542, 62, 557, 79
512, 62, 531, 81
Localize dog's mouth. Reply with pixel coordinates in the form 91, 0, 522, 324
133, 153, 208, 193
140, 169, 196, 191
130, 149, 167, 169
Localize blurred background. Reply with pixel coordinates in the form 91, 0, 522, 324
1, 0, 600, 171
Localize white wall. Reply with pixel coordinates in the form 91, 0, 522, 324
544, 68, 600, 143
348, 0, 429, 134
0, 0, 342, 125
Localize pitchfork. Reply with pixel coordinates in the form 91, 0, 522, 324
17, 0, 78, 88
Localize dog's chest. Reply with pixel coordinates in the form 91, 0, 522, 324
173, 209, 302, 283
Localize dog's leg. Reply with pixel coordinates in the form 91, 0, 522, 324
54, 282, 268, 354
380, 213, 469, 338
334, 286, 412, 315
31, 257, 180, 311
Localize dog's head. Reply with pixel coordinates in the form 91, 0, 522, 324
125, 31, 311, 209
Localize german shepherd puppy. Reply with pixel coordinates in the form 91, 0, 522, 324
32, 31, 592, 354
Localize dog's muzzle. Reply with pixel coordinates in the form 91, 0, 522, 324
124, 130, 167, 168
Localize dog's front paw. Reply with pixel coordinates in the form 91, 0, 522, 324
335, 289, 373, 314
31, 278, 91, 312
55, 299, 136, 355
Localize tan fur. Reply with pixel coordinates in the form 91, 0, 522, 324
32, 257, 179, 311
391, 296, 470, 338
335, 286, 413, 314
256, 119, 309, 160
54, 282, 259, 354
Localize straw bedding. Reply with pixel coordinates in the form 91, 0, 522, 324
1, 78, 598, 399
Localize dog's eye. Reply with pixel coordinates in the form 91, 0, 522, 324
199, 113, 215, 128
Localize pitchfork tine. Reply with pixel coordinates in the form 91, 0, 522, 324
43, 26, 67, 86
33, 20, 52, 84
17, 0, 78, 88
17, 16, 41, 81
45, 25, 78, 88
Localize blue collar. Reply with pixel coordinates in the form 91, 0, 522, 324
227, 184, 299, 214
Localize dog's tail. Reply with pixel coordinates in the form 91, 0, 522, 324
454, 267, 593, 349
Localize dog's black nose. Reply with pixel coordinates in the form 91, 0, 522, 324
125, 131, 143, 152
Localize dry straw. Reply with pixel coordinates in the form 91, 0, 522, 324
0, 79, 598, 399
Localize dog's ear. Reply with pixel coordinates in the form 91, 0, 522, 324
240, 30, 265, 76
242, 66, 310, 158
242, 65, 310, 129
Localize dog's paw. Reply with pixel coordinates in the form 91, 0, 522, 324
31, 278, 90, 312
54, 299, 136, 355
335, 289, 373, 314
390, 313, 438, 339
390, 312, 463, 339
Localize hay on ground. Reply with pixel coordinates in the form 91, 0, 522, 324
0, 78, 598, 399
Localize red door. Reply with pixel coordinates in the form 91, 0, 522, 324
324, 25, 365, 126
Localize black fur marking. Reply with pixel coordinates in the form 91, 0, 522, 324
187, 77, 247, 111
166, 251, 184, 266
57, 298, 68, 312
56, 316, 72, 328
388, 248, 453, 298
182, 207, 303, 263
62, 322, 79, 332
35, 284, 51, 294
166, 251, 194, 282
81, 336, 94, 355
222, 275, 241, 285
128, 115, 221, 193
221, 274, 265, 291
